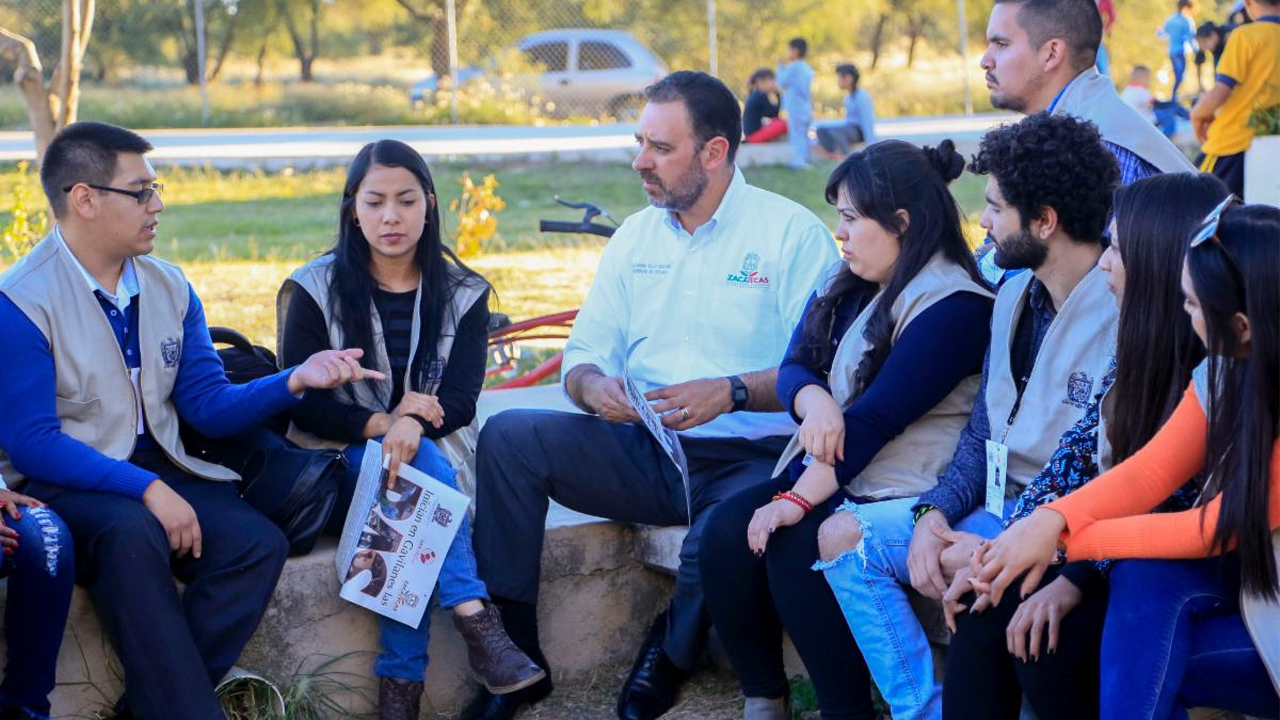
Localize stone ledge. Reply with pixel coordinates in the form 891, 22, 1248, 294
0, 505, 673, 719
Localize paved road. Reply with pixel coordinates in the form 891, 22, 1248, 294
0, 113, 1013, 168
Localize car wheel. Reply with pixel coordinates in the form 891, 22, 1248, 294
607, 94, 644, 122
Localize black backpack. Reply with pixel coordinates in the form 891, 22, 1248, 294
180, 327, 345, 556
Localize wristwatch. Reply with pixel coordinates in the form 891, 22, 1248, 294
727, 375, 749, 412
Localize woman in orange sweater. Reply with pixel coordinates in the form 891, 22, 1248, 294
972, 201, 1280, 720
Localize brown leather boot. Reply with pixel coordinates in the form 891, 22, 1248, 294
378, 677, 423, 720
453, 604, 548, 694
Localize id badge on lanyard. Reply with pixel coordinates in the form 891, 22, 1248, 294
984, 439, 1009, 518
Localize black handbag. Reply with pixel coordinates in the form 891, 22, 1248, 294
178, 327, 346, 556
212, 426, 346, 557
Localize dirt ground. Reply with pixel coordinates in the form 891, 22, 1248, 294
476, 662, 823, 720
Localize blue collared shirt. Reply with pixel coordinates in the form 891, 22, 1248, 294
564, 167, 838, 440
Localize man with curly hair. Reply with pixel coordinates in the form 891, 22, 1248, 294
981, 0, 1195, 184
818, 112, 1120, 720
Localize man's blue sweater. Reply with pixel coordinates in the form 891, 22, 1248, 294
0, 284, 301, 499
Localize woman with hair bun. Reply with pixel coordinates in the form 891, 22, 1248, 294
699, 139, 994, 720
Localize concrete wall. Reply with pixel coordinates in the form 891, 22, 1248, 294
0, 511, 674, 719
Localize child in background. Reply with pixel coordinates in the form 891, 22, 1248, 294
1160, 0, 1200, 100
1191, 0, 1280, 198
1122, 64, 1186, 138
743, 68, 788, 143
815, 63, 877, 159
1121, 65, 1158, 124
777, 37, 815, 169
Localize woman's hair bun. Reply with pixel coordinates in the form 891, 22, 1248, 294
923, 139, 965, 183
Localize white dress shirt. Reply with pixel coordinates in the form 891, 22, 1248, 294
564, 167, 838, 439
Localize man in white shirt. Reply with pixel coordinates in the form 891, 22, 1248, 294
465, 71, 837, 720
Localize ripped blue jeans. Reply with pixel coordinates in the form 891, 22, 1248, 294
0, 503, 74, 718
817, 497, 1008, 720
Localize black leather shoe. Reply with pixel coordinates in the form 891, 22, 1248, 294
459, 676, 553, 720
616, 613, 687, 720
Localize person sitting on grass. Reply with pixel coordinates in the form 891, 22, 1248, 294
972, 201, 1280, 720
0, 121, 380, 720
743, 68, 788, 144
815, 63, 877, 159
278, 138, 544, 720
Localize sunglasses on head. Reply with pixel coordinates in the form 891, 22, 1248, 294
1189, 195, 1237, 249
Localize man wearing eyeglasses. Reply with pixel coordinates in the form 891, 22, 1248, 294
0, 122, 384, 720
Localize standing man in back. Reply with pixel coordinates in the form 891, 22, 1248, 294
981, 0, 1197, 183
463, 71, 838, 720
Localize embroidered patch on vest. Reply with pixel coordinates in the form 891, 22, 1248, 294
1064, 371, 1093, 409
161, 337, 182, 368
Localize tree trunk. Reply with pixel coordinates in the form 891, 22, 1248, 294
209, 8, 241, 81
394, 0, 467, 79
906, 15, 924, 68
279, 0, 319, 82
255, 38, 269, 87
870, 13, 889, 69
0, 0, 95, 164
431, 15, 449, 78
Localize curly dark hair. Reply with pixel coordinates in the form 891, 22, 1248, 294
968, 112, 1119, 244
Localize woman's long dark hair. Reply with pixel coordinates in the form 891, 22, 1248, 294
329, 139, 486, 405
1188, 204, 1279, 599
1107, 173, 1229, 461
797, 139, 980, 389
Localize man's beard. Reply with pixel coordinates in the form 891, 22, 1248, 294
993, 226, 1049, 270
641, 160, 708, 212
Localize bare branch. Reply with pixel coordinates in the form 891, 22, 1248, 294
0, 25, 58, 162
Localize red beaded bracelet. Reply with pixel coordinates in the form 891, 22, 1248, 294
772, 490, 813, 514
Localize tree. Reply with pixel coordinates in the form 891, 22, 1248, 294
0, 0, 95, 164
394, 0, 469, 79
278, 0, 322, 81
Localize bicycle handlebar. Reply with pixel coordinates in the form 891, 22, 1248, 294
538, 220, 616, 238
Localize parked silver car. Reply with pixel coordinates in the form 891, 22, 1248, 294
411, 29, 668, 119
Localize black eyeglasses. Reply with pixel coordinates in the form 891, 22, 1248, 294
62, 182, 164, 205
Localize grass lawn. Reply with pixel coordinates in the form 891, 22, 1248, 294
2, 160, 988, 349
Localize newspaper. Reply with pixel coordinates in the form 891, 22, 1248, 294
334, 440, 471, 628
623, 339, 692, 522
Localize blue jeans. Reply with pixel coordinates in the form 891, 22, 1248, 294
0, 504, 74, 717
1102, 557, 1279, 720
341, 438, 488, 681
818, 498, 1008, 720
1170, 53, 1187, 99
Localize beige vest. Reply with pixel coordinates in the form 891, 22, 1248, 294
1190, 361, 1280, 692
1052, 68, 1197, 176
772, 255, 995, 499
987, 267, 1118, 490
0, 232, 239, 485
277, 255, 488, 498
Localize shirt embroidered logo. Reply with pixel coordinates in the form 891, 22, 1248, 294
726, 252, 770, 287
161, 337, 182, 368
1064, 371, 1093, 409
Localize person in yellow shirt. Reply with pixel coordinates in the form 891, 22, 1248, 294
1191, 0, 1280, 197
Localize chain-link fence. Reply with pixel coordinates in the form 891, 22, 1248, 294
0, 0, 983, 131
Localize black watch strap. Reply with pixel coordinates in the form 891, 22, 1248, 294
727, 375, 749, 412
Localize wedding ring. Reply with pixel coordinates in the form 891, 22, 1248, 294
679, 407, 690, 421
